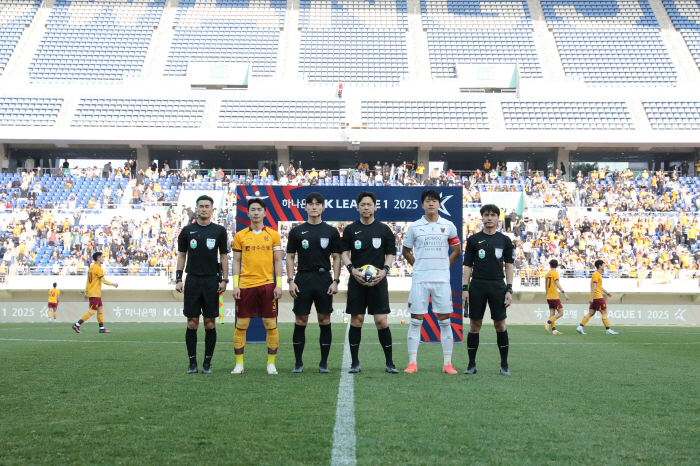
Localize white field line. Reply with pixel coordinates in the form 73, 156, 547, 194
330, 323, 357, 466
0, 338, 699, 346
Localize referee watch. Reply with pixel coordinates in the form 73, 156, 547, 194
221, 278, 229, 283
287, 277, 295, 283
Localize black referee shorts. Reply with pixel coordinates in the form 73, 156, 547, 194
183, 274, 220, 319
293, 271, 334, 316
346, 276, 390, 315
468, 278, 507, 321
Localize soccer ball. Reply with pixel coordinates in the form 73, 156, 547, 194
359, 264, 378, 286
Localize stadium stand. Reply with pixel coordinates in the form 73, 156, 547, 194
0, 97, 63, 126
420, 0, 542, 79
661, 0, 700, 69
361, 101, 489, 129
0, 0, 41, 74
28, 0, 165, 82
501, 101, 635, 130
540, 0, 677, 85
164, 0, 285, 77
218, 100, 345, 129
298, 0, 409, 84
643, 101, 700, 129
71, 99, 205, 128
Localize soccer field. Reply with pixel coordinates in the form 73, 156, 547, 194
1, 323, 699, 465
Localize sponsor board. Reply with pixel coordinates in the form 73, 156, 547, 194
2, 302, 699, 325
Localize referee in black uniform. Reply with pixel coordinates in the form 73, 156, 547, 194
341, 191, 398, 374
462, 204, 515, 376
286, 192, 342, 374
175, 195, 229, 374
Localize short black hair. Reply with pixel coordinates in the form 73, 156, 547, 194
549, 259, 558, 268
421, 189, 440, 204
196, 195, 214, 207
53, 282, 57, 288
305, 192, 325, 205
247, 198, 267, 211
357, 191, 376, 205
92, 252, 103, 262
595, 259, 604, 269
480, 204, 500, 217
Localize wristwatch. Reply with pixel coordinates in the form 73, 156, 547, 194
221, 278, 229, 283
287, 277, 294, 283
333, 278, 340, 283
346, 264, 354, 272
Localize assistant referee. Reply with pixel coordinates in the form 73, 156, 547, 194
175, 195, 229, 375
286, 192, 342, 374
462, 204, 515, 376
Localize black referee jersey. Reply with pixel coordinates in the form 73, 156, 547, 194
177, 221, 229, 276
286, 222, 342, 272
463, 231, 515, 279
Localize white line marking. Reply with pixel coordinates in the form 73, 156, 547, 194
330, 324, 357, 466
0, 339, 698, 346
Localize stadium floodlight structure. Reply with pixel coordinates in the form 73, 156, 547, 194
235, 186, 464, 343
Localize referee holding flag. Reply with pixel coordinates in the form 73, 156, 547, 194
462, 204, 515, 376
286, 192, 342, 373
175, 195, 229, 374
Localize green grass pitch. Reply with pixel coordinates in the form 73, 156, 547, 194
1, 323, 699, 465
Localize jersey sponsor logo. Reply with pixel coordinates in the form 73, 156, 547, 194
478, 249, 485, 259
372, 238, 382, 249
207, 238, 216, 250
190, 239, 197, 249
302, 239, 309, 249
355, 240, 362, 249
495, 248, 503, 259
320, 238, 329, 249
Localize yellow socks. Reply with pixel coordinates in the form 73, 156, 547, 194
235, 354, 244, 366
263, 317, 279, 364
80, 309, 95, 322
267, 354, 276, 365
234, 318, 250, 361
602, 318, 610, 329
580, 315, 591, 326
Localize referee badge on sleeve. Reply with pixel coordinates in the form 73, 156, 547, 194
207, 238, 216, 250
190, 239, 197, 249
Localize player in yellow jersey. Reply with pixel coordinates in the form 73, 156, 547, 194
577, 259, 618, 335
231, 198, 283, 375
47, 282, 60, 323
543, 260, 569, 335
72, 252, 118, 334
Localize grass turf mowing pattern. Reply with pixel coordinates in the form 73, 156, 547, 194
0, 324, 699, 465
352, 325, 700, 465
0, 323, 344, 466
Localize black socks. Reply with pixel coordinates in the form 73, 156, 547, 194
204, 328, 216, 363
496, 330, 509, 368
186, 328, 197, 364
319, 323, 332, 365
467, 332, 479, 366
348, 325, 362, 365
293, 323, 306, 365
377, 327, 393, 366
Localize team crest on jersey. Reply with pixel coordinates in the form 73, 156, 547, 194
495, 248, 503, 259
355, 240, 361, 249
320, 238, 329, 249
478, 249, 485, 259
264, 236, 269, 241
302, 239, 309, 249
190, 239, 197, 249
372, 238, 382, 249
441, 228, 445, 233
207, 238, 216, 250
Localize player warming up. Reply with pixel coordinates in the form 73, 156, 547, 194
462, 204, 515, 376
287, 192, 342, 374
47, 282, 60, 323
543, 260, 569, 335
402, 189, 462, 374
175, 195, 229, 374
72, 252, 118, 334
231, 198, 283, 375
577, 259, 618, 335
341, 191, 398, 374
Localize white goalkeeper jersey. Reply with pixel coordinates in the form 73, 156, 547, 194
403, 216, 460, 283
